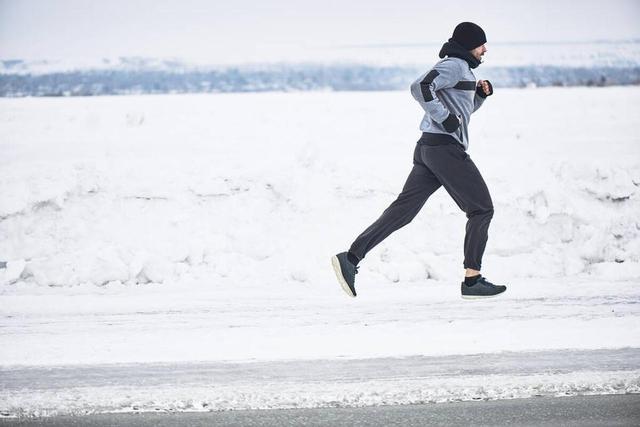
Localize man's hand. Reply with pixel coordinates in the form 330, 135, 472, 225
441, 113, 461, 133
476, 80, 493, 98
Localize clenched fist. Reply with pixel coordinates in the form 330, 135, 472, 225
476, 80, 493, 98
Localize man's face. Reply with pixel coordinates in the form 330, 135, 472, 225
470, 44, 487, 62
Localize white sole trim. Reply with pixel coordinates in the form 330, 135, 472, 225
331, 255, 356, 298
461, 291, 506, 300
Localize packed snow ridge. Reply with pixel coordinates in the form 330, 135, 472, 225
1, 86, 638, 289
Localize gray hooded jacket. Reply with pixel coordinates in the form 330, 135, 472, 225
410, 40, 488, 150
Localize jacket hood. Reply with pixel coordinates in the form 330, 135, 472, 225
438, 39, 481, 69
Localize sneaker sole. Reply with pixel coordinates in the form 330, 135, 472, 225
461, 291, 506, 300
331, 255, 356, 298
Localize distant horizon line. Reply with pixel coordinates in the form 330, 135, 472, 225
334, 38, 640, 49
1, 38, 638, 64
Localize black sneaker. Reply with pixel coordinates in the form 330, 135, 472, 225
331, 252, 359, 298
461, 276, 507, 299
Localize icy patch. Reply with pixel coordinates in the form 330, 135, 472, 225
3, 372, 639, 418
2, 349, 639, 417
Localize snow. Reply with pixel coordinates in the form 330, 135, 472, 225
3, 359, 639, 417
1, 88, 639, 289
0, 279, 639, 367
0, 86, 639, 416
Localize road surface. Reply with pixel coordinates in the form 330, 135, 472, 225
1, 394, 639, 426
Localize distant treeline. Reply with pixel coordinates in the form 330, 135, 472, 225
1, 64, 639, 97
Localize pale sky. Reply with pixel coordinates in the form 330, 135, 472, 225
1, 0, 639, 62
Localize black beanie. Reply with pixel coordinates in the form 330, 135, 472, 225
451, 22, 486, 50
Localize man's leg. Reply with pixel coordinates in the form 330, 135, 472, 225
348, 145, 442, 264
421, 144, 494, 272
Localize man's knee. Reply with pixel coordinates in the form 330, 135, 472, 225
486, 205, 494, 218
467, 205, 493, 220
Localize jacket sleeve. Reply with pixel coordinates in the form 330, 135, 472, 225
473, 92, 485, 113
410, 59, 461, 123
473, 80, 493, 113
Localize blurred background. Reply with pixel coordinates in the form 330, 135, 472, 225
1, 0, 640, 95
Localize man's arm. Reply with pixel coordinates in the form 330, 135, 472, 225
473, 79, 493, 112
411, 59, 463, 132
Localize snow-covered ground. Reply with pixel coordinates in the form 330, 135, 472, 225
0, 86, 639, 416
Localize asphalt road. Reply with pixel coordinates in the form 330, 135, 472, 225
2, 394, 639, 427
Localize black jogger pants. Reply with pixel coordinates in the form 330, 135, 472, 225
349, 141, 494, 271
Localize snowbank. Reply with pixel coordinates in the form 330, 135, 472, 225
1, 87, 638, 290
